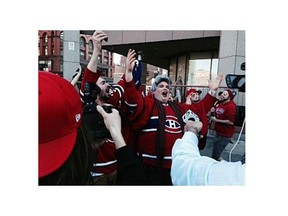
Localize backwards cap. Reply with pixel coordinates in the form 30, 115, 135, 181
151, 75, 172, 92
186, 88, 202, 97
225, 88, 235, 100
39, 72, 82, 178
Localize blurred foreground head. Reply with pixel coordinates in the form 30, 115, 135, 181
39, 71, 93, 185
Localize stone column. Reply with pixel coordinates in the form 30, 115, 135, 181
218, 30, 245, 106
218, 30, 245, 78
63, 30, 80, 81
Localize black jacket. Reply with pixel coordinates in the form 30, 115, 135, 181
115, 146, 147, 185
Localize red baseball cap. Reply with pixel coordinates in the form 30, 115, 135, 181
225, 89, 235, 100
186, 88, 202, 97
39, 72, 82, 178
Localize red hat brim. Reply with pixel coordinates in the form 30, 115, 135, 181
38, 129, 77, 178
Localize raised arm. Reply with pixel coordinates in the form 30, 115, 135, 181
70, 65, 82, 86
80, 31, 108, 94
171, 120, 245, 185
87, 31, 108, 73
96, 106, 125, 149
96, 105, 147, 185
207, 73, 224, 96
196, 73, 224, 113
124, 49, 136, 83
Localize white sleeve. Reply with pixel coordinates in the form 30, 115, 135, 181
171, 132, 245, 186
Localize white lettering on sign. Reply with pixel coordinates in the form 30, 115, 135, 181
68, 42, 75, 50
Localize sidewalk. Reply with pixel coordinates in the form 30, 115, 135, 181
200, 131, 245, 162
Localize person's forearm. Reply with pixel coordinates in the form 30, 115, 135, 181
171, 132, 217, 185
213, 118, 233, 125
70, 73, 81, 86
173, 131, 201, 156
200, 93, 217, 113
87, 50, 99, 73
110, 129, 126, 149
125, 69, 133, 83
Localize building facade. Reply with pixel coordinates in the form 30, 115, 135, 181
101, 30, 245, 107
38, 30, 114, 81
38, 30, 245, 107
38, 30, 245, 137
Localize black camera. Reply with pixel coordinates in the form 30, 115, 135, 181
81, 81, 113, 139
83, 103, 113, 140
82, 81, 101, 103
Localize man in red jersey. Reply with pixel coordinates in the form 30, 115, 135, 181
184, 88, 208, 150
210, 89, 237, 161
184, 88, 202, 105
80, 31, 137, 184
123, 49, 223, 185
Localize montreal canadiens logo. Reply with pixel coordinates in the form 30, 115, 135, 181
165, 115, 182, 134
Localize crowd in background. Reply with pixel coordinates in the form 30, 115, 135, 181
38, 31, 245, 186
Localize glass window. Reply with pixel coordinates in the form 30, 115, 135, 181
80, 37, 86, 50
80, 37, 86, 60
175, 55, 186, 102
80, 50, 85, 60
88, 40, 93, 52
51, 31, 54, 42
60, 63, 63, 72
60, 31, 64, 40
177, 55, 186, 83
169, 58, 177, 83
211, 58, 219, 80
187, 52, 218, 86
103, 57, 108, 64
44, 46, 48, 55
187, 59, 211, 86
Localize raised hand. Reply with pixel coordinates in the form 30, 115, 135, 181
208, 74, 224, 91
125, 49, 136, 82
91, 30, 108, 53
96, 106, 122, 133
184, 120, 203, 135
87, 31, 108, 72
96, 105, 126, 149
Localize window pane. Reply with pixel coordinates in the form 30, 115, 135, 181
187, 59, 211, 86
80, 37, 86, 50
60, 31, 64, 40
211, 58, 219, 80
169, 58, 177, 82
80, 51, 85, 60
88, 40, 93, 51
44, 46, 48, 55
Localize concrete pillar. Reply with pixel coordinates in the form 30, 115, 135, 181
218, 30, 245, 78
218, 30, 245, 106
63, 30, 80, 81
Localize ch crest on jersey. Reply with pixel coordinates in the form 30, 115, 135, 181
165, 115, 182, 134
